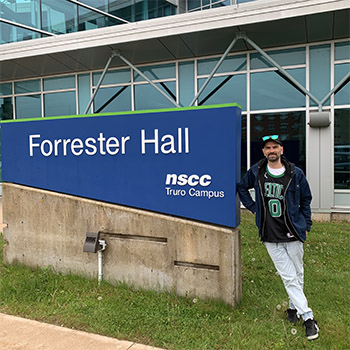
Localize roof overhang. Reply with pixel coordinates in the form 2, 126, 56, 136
0, 0, 349, 81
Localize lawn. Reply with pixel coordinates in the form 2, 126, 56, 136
0, 212, 349, 349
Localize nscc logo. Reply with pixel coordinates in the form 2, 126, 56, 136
165, 174, 212, 187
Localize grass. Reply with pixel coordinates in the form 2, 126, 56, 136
0, 212, 349, 349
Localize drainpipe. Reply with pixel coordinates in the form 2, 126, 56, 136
98, 239, 106, 285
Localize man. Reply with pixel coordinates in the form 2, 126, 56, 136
237, 135, 319, 341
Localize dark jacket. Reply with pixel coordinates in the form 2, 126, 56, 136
237, 156, 312, 242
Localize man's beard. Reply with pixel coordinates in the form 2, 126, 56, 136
267, 153, 280, 162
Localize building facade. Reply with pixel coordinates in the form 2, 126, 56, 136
0, 0, 349, 218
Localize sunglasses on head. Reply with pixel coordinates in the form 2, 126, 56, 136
262, 135, 279, 141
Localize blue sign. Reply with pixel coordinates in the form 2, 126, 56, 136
1, 104, 241, 227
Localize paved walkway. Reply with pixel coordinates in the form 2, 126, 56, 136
0, 313, 165, 350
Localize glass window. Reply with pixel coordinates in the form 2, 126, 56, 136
250, 47, 306, 70
310, 45, 331, 106
136, 0, 176, 20
78, 73, 91, 114
250, 68, 306, 110
79, 0, 108, 10
241, 114, 247, 178
179, 61, 195, 107
93, 86, 131, 113
0, 0, 40, 28
44, 75, 75, 91
0, 83, 12, 96
187, 0, 201, 11
41, 0, 78, 34
79, 0, 122, 27
44, 91, 76, 117
109, 0, 176, 22
213, 1, 233, 9
162, 3, 177, 17
93, 69, 131, 86
198, 74, 247, 110
135, 0, 148, 21
15, 79, 40, 94
0, 97, 13, 120
134, 63, 176, 82
334, 63, 350, 106
147, 0, 174, 19
197, 55, 246, 75
16, 95, 41, 119
334, 109, 350, 189
78, 6, 109, 31
109, 0, 134, 22
188, 0, 235, 10
335, 41, 350, 61
134, 82, 176, 110
0, 21, 12, 44
250, 112, 306, 172
0, 21, 41, 44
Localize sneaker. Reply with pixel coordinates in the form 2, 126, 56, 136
286, 308, 299, 323
303, 318, 319, 340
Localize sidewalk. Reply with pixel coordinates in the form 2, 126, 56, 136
0, 313, 165, 350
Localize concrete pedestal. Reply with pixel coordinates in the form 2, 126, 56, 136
2, 183, 241, 307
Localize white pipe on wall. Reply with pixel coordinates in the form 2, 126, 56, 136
98, 239, 106, 285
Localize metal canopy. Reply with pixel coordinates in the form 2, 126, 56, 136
84, 30, 349, 113
0, 7, 349, 81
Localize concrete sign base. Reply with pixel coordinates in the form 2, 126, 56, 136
2, 183, 242, 307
